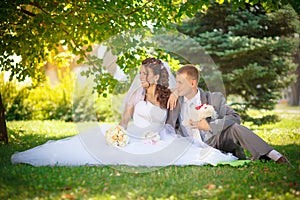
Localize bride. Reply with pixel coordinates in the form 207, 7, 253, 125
11, 58, 237, 167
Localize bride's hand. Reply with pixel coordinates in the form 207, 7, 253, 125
119, 123, 127, 130
167, 91, 178, 110
119, 105, 134, 130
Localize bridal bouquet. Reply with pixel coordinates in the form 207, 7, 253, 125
182, 104, 218, 126
105, 125, 129, 147
144, 131, 160, 144
192, 104, 218, 120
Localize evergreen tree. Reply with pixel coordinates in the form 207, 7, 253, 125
176, 3, 300, 125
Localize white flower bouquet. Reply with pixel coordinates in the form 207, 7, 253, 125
183, 104, 218, 126
105, 125, 129, 147
192, 104, 218, 120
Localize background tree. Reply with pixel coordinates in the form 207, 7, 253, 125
176, 3, 300, 125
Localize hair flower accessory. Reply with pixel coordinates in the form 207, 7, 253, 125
105, 125, 129, 147
144, 131, 160, 144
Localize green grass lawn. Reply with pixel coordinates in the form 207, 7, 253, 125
0, 108, 299, 200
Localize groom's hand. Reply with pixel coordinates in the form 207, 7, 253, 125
190, 119, 210, 131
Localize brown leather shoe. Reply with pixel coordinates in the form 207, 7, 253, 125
275, 156, 292, 166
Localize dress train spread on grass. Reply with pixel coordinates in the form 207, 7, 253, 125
11, 101, 237, 166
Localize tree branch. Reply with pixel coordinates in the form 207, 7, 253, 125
27, 2, 51, 16
20, 7, 36, 17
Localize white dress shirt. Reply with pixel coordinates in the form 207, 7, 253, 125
180, 90, 206, 144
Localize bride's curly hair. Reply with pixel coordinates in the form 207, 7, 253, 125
142, 58, 172, 109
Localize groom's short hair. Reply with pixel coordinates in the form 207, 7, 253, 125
177, 64, 199, 81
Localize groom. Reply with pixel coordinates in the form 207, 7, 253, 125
166, 64, 289, 164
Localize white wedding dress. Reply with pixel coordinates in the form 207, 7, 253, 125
11, 100, 237, 167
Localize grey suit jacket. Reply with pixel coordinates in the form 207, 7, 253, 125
166, 88, 241, 138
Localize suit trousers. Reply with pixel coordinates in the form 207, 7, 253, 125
205, 123, 274, 160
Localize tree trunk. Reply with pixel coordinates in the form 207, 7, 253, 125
0, 93, 8, 144
290, 47, 300, 106
290, 66, 300, 105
